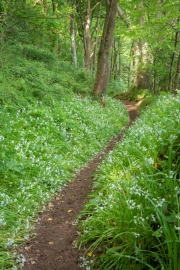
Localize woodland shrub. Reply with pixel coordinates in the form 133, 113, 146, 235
22, 45, 56, 65
77, 94, 180, 270
108, 79, 128, 96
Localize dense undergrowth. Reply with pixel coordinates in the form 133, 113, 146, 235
0, 44, 129, 269
0, 43, 94, 108
77, 94, 180, 270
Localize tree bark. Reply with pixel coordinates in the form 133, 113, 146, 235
92, 2, 101, 72
52, 0, 57, 13
51, 0, 59, 53
70, 13, 77, 67
168, 31, 179, 92
85, 0, 91, 70
117, 5, 130, 28
93, 0, 118, 106
135, 40, 149, 89
174, 52, 180, 90
111, 39, 118, 80
133, 3, 150, 90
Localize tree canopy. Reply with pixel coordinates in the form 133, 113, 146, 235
0, 0, 180, 95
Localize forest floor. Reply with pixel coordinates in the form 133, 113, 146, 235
20, 101, 138, 270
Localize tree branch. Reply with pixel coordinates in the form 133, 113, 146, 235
91, 0, 103, 12
117, 5, 130, 28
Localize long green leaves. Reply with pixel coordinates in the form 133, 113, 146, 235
77, 94, 180, 270
0, 94, 128, 269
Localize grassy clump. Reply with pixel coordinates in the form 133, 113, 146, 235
0, 43, 129, 269
77, 94, 180, 270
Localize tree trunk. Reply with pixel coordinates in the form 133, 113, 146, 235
52, 0, 57, 13
174, 52, 180, 90
92, 2, 101, 72
133, 2, 150, 90
70, 13, 77, 67
111, 39, 118, 80
51, 0, 59, 53
168, 31, 179, 92
153, 55, 157, 94
94, 0, 118, 106
117, 5, 130, 28
85, 0, 91, 70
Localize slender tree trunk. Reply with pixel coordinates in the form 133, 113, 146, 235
85, 0, 91, 70
112, 39, 118, 79
131, 41, 139, 86
92, 2, 101, 72
135, 42, 149, 89
70, 13, 77, 66
117, 5, 130, 28
153, 55, 157, 94
168, 51, 175, 92
51, 0, 59, 53
134, 2, 150, 90
94, 0, 118, 106
168, 31, 179, 92
52, 0, 57, 13
117, 39, 121, 79
174, 52, 180, 90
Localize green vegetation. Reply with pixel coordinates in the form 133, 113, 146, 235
114, 88, 152, 102
0, 43, 94, 107
1, 1, 180, 269
0, 43, 129, 269
77, 94, 180, 270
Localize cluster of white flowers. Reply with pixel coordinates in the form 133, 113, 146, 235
126, 199, 137, 210
79, 256, 93, 270
152, 197, 166, 208
0, 212, 6, 227
0, 135, 4, 141
0, 192, 11, 207
78, 95, 180, 266
1, 95, 128, 268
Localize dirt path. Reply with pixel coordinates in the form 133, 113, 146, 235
20, 102, 138, 270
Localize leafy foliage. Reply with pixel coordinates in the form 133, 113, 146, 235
0, 41, 129, 269
0, 1, 180, 269
0, 43, 95, 108
77, 94, 180, 270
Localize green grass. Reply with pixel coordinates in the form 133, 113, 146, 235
0, 69, 128, 269
0, 43, 130, 269
77, 94, 180, 270
2, 42, 179, 270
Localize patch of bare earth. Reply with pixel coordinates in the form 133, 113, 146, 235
20, 102, 138, 270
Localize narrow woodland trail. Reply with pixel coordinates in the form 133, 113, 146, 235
20, 102, 138, 270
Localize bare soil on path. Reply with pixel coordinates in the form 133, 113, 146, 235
20, 101, 138, 270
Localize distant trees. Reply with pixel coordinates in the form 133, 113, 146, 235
0, 0, 180, 96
